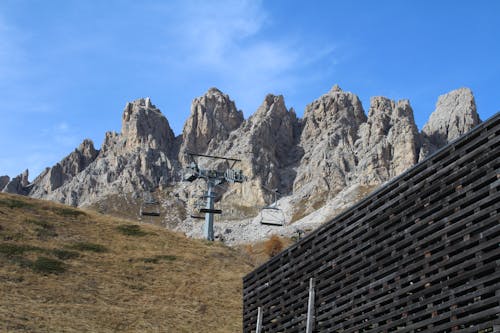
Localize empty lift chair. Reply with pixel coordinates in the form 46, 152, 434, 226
139, 191, 161, 218
189, 193, 207, 220
259, 187, 285, 226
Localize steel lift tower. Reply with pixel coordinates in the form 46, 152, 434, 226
182, 152, 246, 241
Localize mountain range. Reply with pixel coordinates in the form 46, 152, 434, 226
1, 86, 481, 243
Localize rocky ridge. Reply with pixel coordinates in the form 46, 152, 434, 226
6, 98, 177, 206
1, 87, 482, 243
419, 88, 480, 160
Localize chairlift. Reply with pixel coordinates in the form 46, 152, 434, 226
139, 191, 161, 218
259, 187, 286, 226
189, 195, 207, 220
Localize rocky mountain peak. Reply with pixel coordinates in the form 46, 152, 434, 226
122, 98, 175, 151
179, 88, 244, 163
207, 87, 223, 95
2, 169, 29, 194
366, 97, 415, 132
292, 88, 367, 215
419, 88, 480, 160
330, 84, 343, 93
202, 93, 300, 211
245, 94, 299, 164
300, 87, 366, 146
20, 169, 29, 187
251, 94, 290, 123
77, 139, 98, 160
354, 97, 419, 185
0, 175, 9, 190
28, 139, 99, 198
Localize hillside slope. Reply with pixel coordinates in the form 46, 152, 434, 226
0, 193, 252, 332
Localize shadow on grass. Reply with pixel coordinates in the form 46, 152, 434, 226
51, 207, 87, 218
31, 256, 66, 274
0, 243, 43, 256
117, 224, 148, 237
0, 198, 34, 209
66, 242, 108, 253
141, 255, 177, 264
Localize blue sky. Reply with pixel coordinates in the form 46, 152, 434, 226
0, 0, 499, 179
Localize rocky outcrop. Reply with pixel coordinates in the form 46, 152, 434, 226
419, 88, 480, 160
35, 98, 176, 206
0, 176, 9, 191
29, 139, 98, 197
292, 85, 366, 213
210, 94, 301, 209
122, 97, 175, 151
2, 170, 30, 195
179, 88, 244, 164
354, 97, 420, 185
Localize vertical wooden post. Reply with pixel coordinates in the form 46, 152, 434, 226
256, 306, 263, 333
306, 278, 315, 333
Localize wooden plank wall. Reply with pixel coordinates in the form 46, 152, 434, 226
243, 113, 500, 333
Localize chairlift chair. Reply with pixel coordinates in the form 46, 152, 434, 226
259, 187, 286, 226
189, 197, 207, 220
259, 203, 286, 226
139, 192, 161, 218
140, 203, 161, 217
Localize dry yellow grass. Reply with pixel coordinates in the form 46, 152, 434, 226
0, 193, 253, 332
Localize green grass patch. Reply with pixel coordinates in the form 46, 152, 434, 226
9, 255, 34, 268
0, 198, 34, 209
32, 256, 66, 274
67, 242, 108, 253
51, 249, 80, 260
141, 254, 177, 264
36, 228, 58, 239
117, 224, 148, 237
155, 255, 177, 261
24, 219, 58, 239
25, 219, 53, 229
0, 243, 43, 256
52, 207, 87, 217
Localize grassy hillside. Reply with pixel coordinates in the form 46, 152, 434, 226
0, 193, 253, 332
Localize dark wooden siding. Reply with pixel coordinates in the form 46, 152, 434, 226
243, 112, 500, 332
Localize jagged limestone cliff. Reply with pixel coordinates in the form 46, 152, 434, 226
1, 87, 483, 242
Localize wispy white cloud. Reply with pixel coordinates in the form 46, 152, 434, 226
0, 1, 340, 178
42, 122, 80, 148
159, 0, 336, 113
169, 0, 266, 66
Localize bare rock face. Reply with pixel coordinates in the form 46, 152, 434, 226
419, 88, 480, 160
354, 97, 420, 185
41, 98, 176, 206
179, 88, 244, 164
211, 94, 301, 210
0, 176, 9, 191
29, 139, 98, 197
122, 97, 175, 151
292, 85, 366, 213
2, 169, 29, 195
